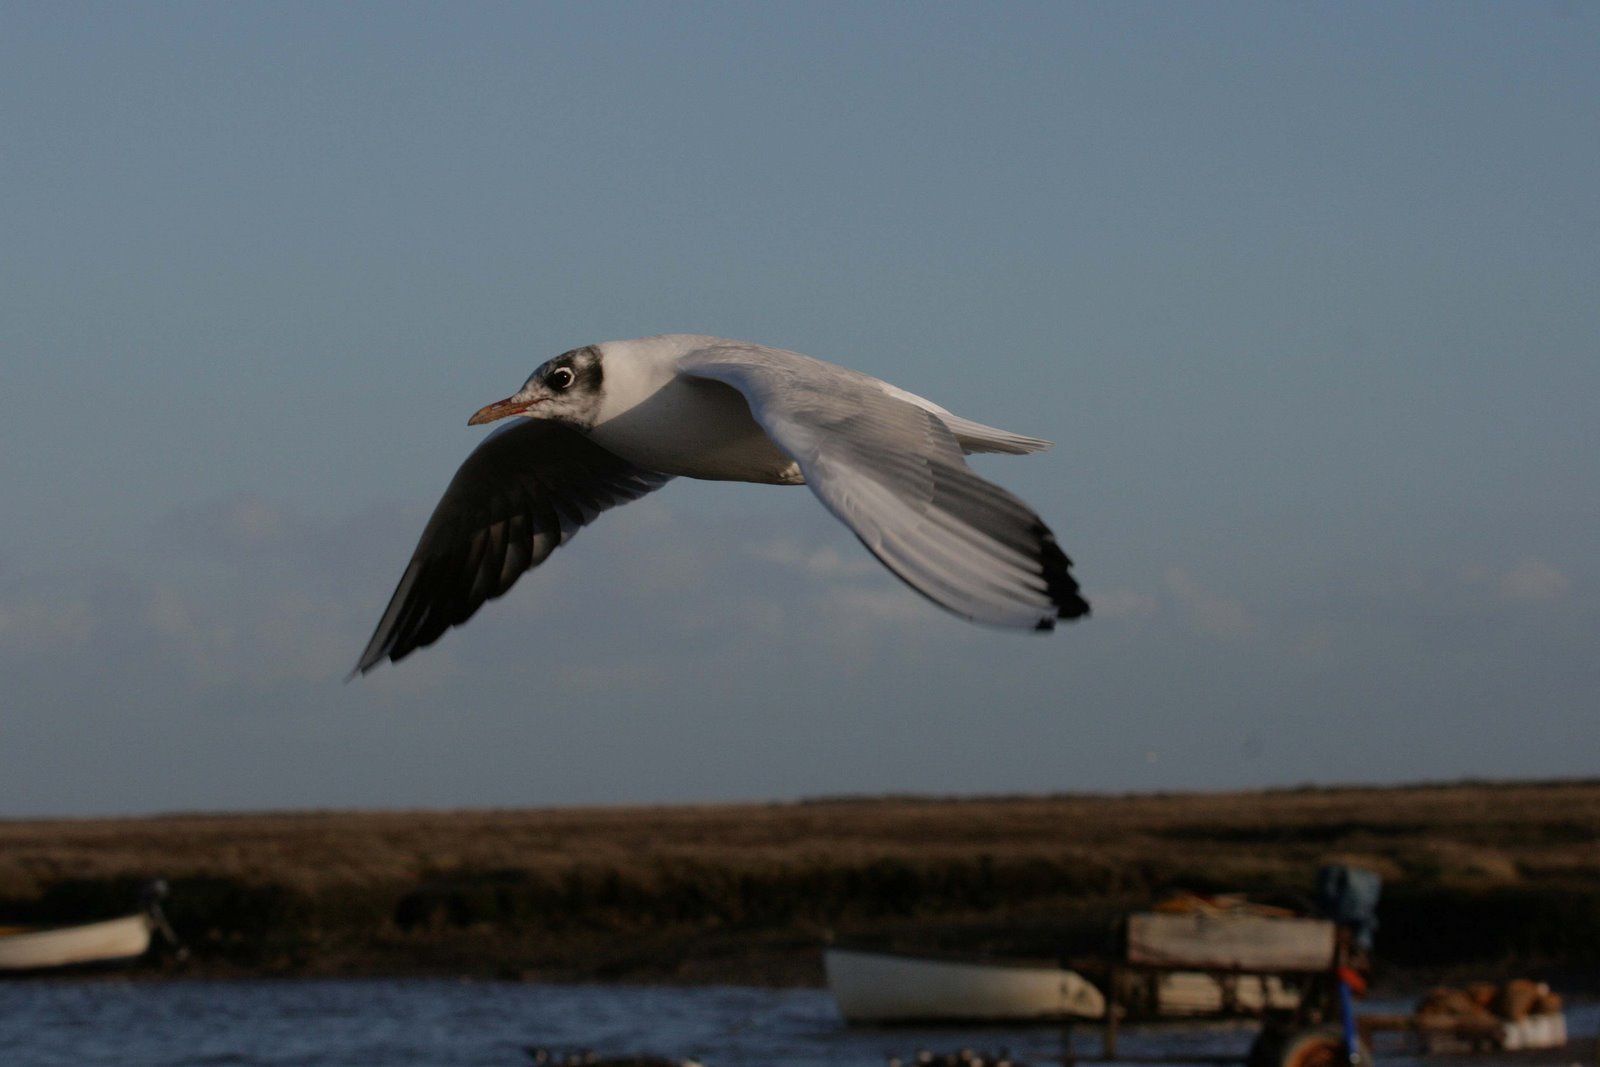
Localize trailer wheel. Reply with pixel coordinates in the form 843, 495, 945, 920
1249, 1025, 1368, 1067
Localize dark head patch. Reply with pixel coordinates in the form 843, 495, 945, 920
529, 344, 607, 430
553, 345, 603, 394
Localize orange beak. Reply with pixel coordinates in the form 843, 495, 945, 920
467, 395, 539, 426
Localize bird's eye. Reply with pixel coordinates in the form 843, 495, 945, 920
548, 366, 575, 391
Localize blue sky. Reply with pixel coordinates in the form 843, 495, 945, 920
1, 2, 1595, 816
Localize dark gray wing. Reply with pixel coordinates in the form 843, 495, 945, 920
354, 420, 673, 673
679, 343, 1087, 630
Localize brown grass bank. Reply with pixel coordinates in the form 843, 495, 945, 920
2, 779, 1597, 985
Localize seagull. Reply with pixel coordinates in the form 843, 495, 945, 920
354, 334, 1087, 673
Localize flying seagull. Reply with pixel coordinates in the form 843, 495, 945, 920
355, 334, 1087, 673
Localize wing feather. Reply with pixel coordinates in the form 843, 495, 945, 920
354, 420, 672, 673
678, 343, 1087, 629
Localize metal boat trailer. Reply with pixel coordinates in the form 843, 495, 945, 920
1049, 963, 1363, 1066
1044, 907, 1368, 1067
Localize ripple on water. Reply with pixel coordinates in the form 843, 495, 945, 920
0, 980, 1592, 1067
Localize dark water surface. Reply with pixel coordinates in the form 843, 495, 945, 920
1, 980, 1591, 1067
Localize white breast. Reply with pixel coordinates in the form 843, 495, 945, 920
586, 337, 804, 485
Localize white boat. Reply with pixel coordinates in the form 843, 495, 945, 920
824, 946, 1107, 1024
0, 880, 179, 973
0, 912, 156, 972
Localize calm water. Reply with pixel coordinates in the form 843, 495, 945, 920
0, 980, 1592, 1067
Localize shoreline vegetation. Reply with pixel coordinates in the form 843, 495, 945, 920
2, 779, 1597, 989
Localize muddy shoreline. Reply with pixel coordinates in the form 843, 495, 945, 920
3, 780, 1597, 987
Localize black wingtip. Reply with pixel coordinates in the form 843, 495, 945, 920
1036, 524, 1090, 623
349, 637, 391, 680
1057, 588, 1091, 620
347, 656, 380, 682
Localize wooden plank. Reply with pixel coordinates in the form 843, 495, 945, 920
1124, 912, 1335, 971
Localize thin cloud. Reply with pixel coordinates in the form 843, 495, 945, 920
1164, 567, 1253, 640
749, 537, 877, 577
1087, 586, 1160, 622
0, 588, 95, 654
150, 495, 293, 559
1498, 557, 1569, 604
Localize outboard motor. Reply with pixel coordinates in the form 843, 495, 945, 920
140, 879, 187, 960
1315, 865, 1381, 952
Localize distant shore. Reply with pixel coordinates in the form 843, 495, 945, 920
3, 780, 1597, 988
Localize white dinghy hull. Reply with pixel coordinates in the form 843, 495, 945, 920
0, 912, 155, 972
825, 946, 1106, 1024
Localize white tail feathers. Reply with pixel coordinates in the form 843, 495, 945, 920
876, 381, 1053, 455
936, 412, 1053, 455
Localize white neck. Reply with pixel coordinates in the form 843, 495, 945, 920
591, 334, 723, 424
585, 335, 802, 485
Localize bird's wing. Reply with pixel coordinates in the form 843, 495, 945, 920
678, 343, 1088, 630
354, 420, 673, 672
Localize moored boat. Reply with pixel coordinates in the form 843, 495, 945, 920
0, 880, 179, 974
824, 945, 1107, 1024
0, 912, 156, 972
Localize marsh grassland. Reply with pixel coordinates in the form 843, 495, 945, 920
2, 780, 1597, 984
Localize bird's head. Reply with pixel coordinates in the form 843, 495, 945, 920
468, 344, 604, 430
